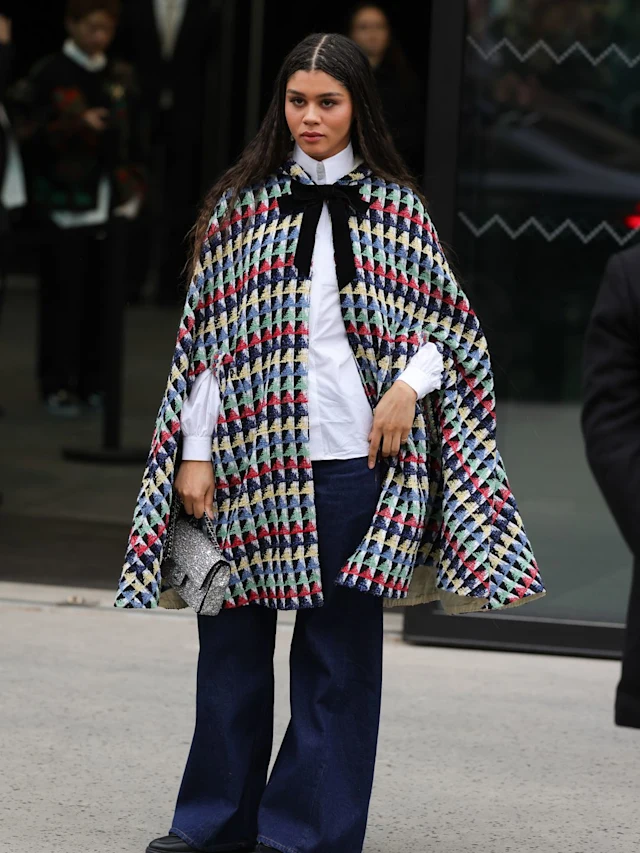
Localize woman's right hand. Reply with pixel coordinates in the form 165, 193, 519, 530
174, 461, 215, 519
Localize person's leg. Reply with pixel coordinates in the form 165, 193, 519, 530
257, 456, 384, 853
156, 119, 199, 306
76, 226, 108, 402
37, 224, 80, 400
169, 605, 278, 852
616, 559, 640, 728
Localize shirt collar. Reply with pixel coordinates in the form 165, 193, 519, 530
293, 140, 361, 186
63, 39, 107, 73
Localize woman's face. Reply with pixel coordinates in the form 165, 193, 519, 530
285, 70, 353, 161
350, 6, 390, 66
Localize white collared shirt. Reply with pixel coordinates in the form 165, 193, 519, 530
181, 141, 443, 461
62, 38, 107, 73
153, 0, 188, 58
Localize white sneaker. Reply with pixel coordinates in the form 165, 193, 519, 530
45, 389, 81, 418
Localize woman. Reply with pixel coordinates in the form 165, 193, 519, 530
348, 3, 424, 175
116, 33, 546, 853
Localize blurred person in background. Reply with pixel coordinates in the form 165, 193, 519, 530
115, 0, 219, 306
0, 12, 26, 265
582, 243, 640, 730
348, 2, 424, 175
116, 32, 545, 853
0, 10, 8, 435
15, 0, 144, 416
0, 9, 27, 446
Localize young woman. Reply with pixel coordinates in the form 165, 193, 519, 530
116, 32, 546, 853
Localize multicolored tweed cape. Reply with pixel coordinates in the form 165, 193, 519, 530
115, 158, 546, 614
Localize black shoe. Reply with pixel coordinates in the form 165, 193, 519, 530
44, 389, 81, 418
146, 836, 199, 853
146, 836, 257, 853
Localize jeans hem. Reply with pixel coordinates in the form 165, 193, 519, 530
169, 825, 255, 852
257, 834, 299, 853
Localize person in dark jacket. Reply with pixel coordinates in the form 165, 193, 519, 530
582, 242, 640, 730
17, 0, 144, 415
0, 12, 14, 235
114, 0, 219, 306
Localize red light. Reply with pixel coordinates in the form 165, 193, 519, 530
625, 215, 640, 230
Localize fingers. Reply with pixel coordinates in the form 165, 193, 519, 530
175, 464, 216, 519
368, 423, 382, 468
381, 428, 402, 458
204, 484, 215, 519
192, 495, 206, 519
178, 492, 210, 519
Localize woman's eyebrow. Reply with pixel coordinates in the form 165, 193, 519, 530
286, 89, 345, 97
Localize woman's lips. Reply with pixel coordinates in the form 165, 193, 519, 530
301, 133, 323, 139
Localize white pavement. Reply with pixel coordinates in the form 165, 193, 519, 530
1, 581, 639, 853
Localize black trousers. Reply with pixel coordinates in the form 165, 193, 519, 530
37, 223, 108, 399
617, 560, 640, 728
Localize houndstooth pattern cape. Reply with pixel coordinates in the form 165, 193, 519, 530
115, 158, 546, 614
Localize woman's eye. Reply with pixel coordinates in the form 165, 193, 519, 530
290, 98, 305, 106
322, 100, 335, 108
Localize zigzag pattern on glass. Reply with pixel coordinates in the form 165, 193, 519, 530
467, 35, 640, 68
459, 211, 639, 245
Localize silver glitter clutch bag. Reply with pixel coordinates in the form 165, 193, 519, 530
162, 495, 231, 616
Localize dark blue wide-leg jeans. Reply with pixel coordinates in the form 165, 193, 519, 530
170, 456, 384, 853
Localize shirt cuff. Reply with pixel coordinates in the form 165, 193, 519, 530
181, 435, 213, 461
395, 352, 443, 399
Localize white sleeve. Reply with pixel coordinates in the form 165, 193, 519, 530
180, 369, 221, 461
394, 341, 443, 400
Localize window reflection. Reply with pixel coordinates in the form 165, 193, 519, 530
459, 0, 640, 403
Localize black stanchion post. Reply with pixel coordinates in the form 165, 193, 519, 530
62, 217, 147, 465
103, 216, 125, 451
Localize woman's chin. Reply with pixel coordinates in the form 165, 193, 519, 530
296, 138, 332, 159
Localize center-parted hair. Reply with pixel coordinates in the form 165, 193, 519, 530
190, 32, 425, 272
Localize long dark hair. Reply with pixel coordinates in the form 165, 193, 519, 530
189, 32, 426, 273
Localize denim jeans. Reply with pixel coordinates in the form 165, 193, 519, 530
170, 456, 384, 853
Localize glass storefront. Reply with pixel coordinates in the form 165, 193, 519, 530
408, 0, 638, 650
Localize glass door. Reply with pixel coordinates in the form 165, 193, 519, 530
406, 0, 639, 654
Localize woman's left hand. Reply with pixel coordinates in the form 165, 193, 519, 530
367, 381, 417, 468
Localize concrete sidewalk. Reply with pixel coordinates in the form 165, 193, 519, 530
1, 581, 638, 853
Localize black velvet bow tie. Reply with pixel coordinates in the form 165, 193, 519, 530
279, 181, 370, 287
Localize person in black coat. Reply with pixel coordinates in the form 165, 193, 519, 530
582, 242, 640, 730
0, 12, 13, 234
